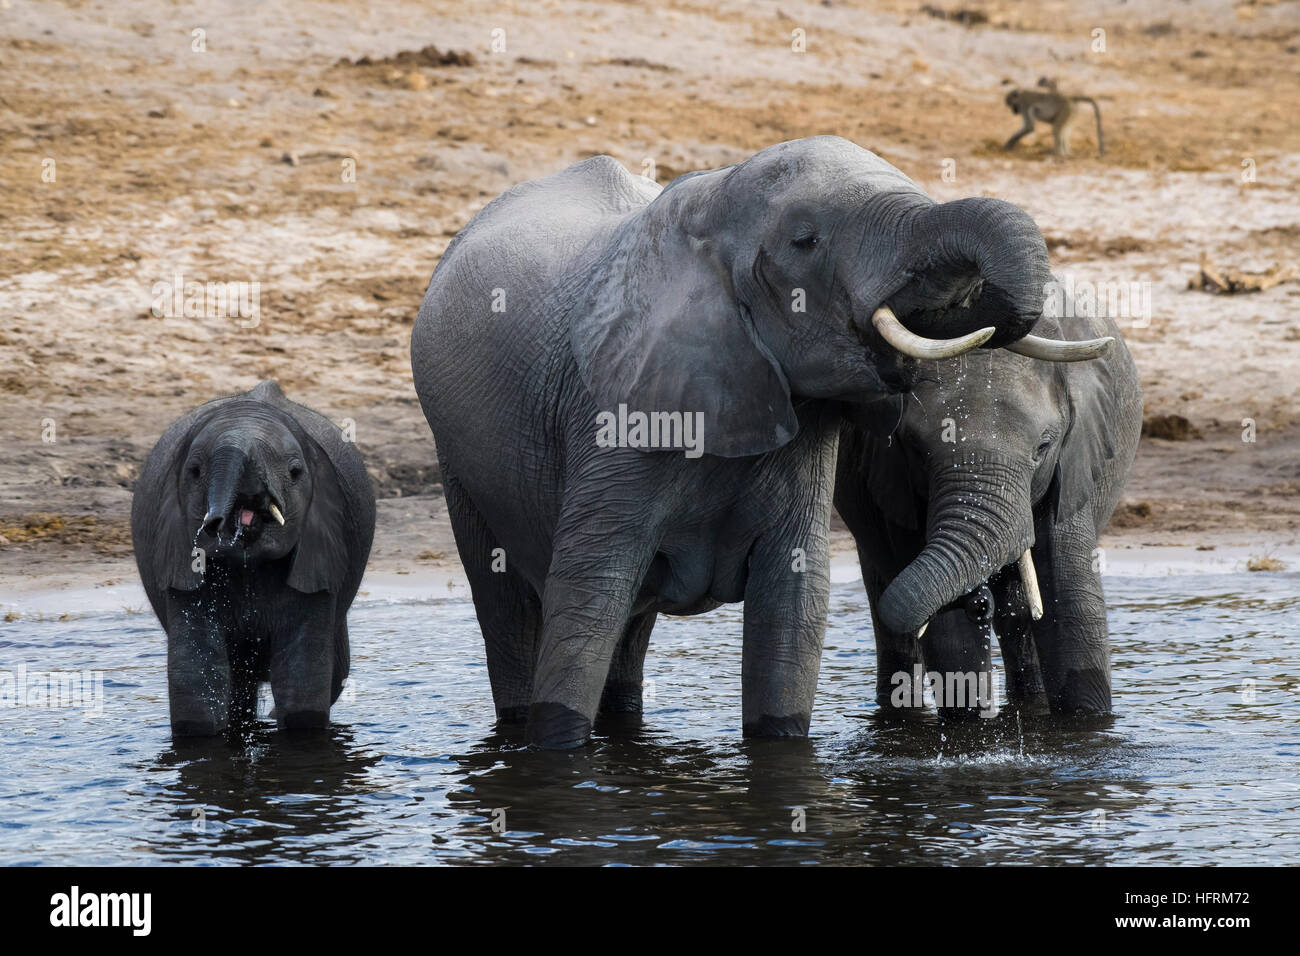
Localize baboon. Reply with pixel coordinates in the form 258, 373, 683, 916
1003, 77, 1105, 157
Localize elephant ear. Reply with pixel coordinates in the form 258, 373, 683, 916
286, 433, 350, 595
132, 415, 208, 595
568, 170, 798, 458
1053, 326, 1134, 527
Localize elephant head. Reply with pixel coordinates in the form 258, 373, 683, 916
139, 383, 350, 594
870, 311, 1125, 666
568, 136, 1106, 457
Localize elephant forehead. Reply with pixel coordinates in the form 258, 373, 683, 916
905, 355, 1060, 432
193, 403, 303, 456
734, 136, 923, 198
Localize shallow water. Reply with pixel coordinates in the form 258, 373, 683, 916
1, 574, 1298, 866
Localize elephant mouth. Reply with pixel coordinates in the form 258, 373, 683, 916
919, 549, 1044, 636
853, 281, 989, 352
851, 298, 996, 393
201, 495, 285, 547
888, 275, 985, 333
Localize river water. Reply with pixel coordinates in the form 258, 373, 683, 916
1, 573, 1297, 865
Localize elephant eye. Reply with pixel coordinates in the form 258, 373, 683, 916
289, 464, 304, 480
188, 463, 201, 479
791, 233, 820, 250
1035, 434, 1054, 458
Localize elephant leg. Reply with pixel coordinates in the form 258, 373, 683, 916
528, 512, 656, 749
599, 611, 656, 721
1032, 514, 1112, 715
741, 519, 830, 738
441, 466, 541, 724
330, 616, 350, 706
269, 593, 336, 730
992, 577, 1050, 716
921, 608, 995, 721
165, 592, 232, 736
865, 570, 927, 718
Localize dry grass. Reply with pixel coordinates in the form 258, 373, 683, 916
0, 514, 132, 553
1246, 554, 1286, 572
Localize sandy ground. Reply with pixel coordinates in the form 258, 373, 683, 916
2, 0, 1300, 610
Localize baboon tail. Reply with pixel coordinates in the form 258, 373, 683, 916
1073, 96, 1105, 156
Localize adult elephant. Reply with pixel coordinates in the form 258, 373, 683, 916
411, 136, 1103, 749
835, 305, 1141, 719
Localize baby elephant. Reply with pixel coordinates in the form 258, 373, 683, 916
131, 381, 375, 735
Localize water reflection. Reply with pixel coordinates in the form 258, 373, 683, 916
430, 715, 1164, 866
148, 728, 381, 864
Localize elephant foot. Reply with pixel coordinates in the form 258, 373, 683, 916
170, 698, 229, 737
171, 718, 226, 737
597, 680, 644, 717
593, 711, 644, 738
1003, 692, 1051, 719
1045, 667, 1112, 719
936, 706, 989, 723
496, 704, 530, 725
526, 702, 592, 750
278, 709, 330, 731
1047, 707, 1113, 725
742, 712, 810, 738
874, 692, 931, 722
596, 682, 645, 736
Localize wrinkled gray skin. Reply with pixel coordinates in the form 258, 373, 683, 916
835, 305, 1141, 719
131, 381, 375, 736
411, 136, 1055, 749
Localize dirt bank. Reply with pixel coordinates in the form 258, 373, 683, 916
2, 0, 1298, 599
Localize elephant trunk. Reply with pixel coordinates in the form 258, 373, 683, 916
878, 450, 1035, 636
887, 197, 1053, 348
202, 445, 258, 536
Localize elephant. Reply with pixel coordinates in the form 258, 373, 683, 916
131, 380, 375, 736
834, 303, 1141, 720
410, 135, 1107, 749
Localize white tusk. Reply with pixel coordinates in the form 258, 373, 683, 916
917, 621, 929, 639
269, 503, 285, 526
1017, 549, 1044, 621
871, 306, 996, 360
1006, 334, 1114, 362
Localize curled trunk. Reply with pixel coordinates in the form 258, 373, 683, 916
878, 450, 1034, 636
886, 197, 1053, 348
